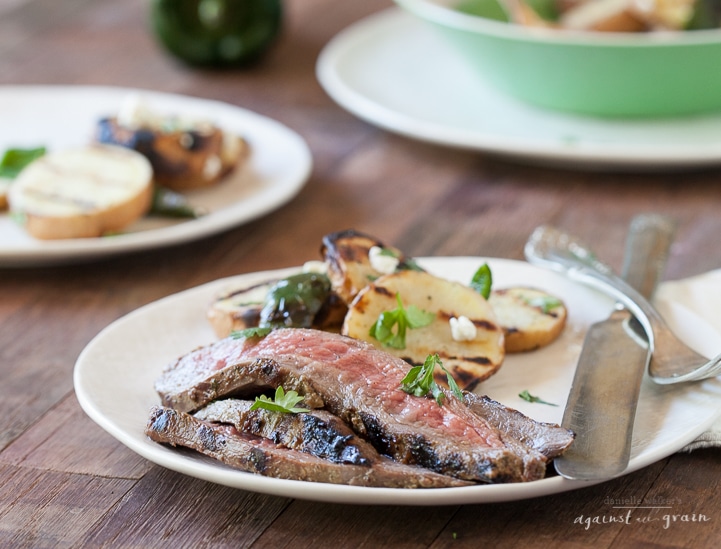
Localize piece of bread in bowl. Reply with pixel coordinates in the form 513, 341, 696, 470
8, 144, 153, 239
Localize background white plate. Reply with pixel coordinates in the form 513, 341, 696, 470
0, 85, 312, 267
74, 257, 721, 505
316, 9, 721, 171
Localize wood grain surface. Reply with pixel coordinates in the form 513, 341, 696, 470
1, 0, 721, 547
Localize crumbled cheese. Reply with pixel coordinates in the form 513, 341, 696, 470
369, 246, 399, 275
450, 316, 477, 342
202, 155, 222, 180
302, 260, 328, 274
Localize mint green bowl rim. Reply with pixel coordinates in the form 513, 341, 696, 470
394, 0, 721, 47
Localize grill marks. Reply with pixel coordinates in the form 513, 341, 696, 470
146, 406, 471, 488
149, 328, 573, 486
194, 398, 374, 466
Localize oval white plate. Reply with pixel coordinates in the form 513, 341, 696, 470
74, 257, 721, 505
0, 85, 312, 267
316, 9, 721, 171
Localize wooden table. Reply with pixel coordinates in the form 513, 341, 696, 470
2, 0, 721, 547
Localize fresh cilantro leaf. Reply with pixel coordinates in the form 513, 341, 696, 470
401, 354, 464, 406
369, 293, 434, 349
518, 390, 558, 406
0, 147, 45, 178
470, 263, 492, 299
250, 386, 309, 413
231, 326, 272, 339
525, 295, 562, 313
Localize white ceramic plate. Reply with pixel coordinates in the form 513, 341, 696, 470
74, 257, 721, 505
316, 9, 721, 171
0, 85, 312, 267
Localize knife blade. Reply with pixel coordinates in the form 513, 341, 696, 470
553, 214, 676, 480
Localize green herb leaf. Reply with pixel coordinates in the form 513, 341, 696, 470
250, 386, 310, 414
0, 147, 46, 178
525, 295, 562, 313
231, 326, 273, 339
401, 354, 464, 406
518, 390, 558, 406
369, 293, 434, 349
150, 186, 204, 218
470, 263, 493, 299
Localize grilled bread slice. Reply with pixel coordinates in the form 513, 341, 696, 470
342, 269, 505, 391
488, 287, 567, 353
8, 145, 153, 239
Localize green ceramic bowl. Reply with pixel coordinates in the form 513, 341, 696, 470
394, 0, 721, 118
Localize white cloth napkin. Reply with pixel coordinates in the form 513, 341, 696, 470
656, 269, 721, 451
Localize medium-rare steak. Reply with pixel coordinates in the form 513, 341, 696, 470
146, 406, 471, 488
194, 398, 375, 466
155, 328, 567, 483
463, 393, 574, 459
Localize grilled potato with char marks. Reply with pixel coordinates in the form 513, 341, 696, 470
342, 269, 505, 391
321, 229, 422, 305
97, 116, 248, 192
207, 276, 347, 339
488, 287, 567, 353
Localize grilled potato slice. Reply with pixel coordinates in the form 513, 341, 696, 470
7, 145, 153, 239
342, 269, 505, 391
96, 116, 249, 192
488, 287, 567, 353
321, 229, 421, 305
207, 279, 275, 338
207, 276, 347, 339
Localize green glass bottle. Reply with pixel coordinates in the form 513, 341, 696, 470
150, 0, 282, 67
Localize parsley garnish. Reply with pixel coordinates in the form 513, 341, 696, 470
231, 326, 272, 339
525, 295, 562, 313
249, 386, 309, 413
0, 146, 45, 178
369, 293, 435, 349
401, 354, 464, 406
470, 263, 492, 299
519, 390, 558, 407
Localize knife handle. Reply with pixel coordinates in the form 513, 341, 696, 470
621, 214, 677, 300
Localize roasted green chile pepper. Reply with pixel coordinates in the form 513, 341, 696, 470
259, 272, 332, 329
150, 0, 282, 67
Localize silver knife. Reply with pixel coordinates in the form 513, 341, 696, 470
553, 214, 676, 480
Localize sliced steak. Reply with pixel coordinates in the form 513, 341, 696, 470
155, 354, 325, 414
194, 398, 375, 466
463, 393, 575, 459
146, 406, 471, 488
156, 328, 558, 483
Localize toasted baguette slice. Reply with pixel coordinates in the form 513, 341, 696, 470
342, 270, 505, 391
8, 145, 153, 239
488, 287, 567, 353
96, 116, 249, 192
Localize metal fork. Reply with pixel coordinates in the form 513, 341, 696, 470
524, 223, 721, 384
